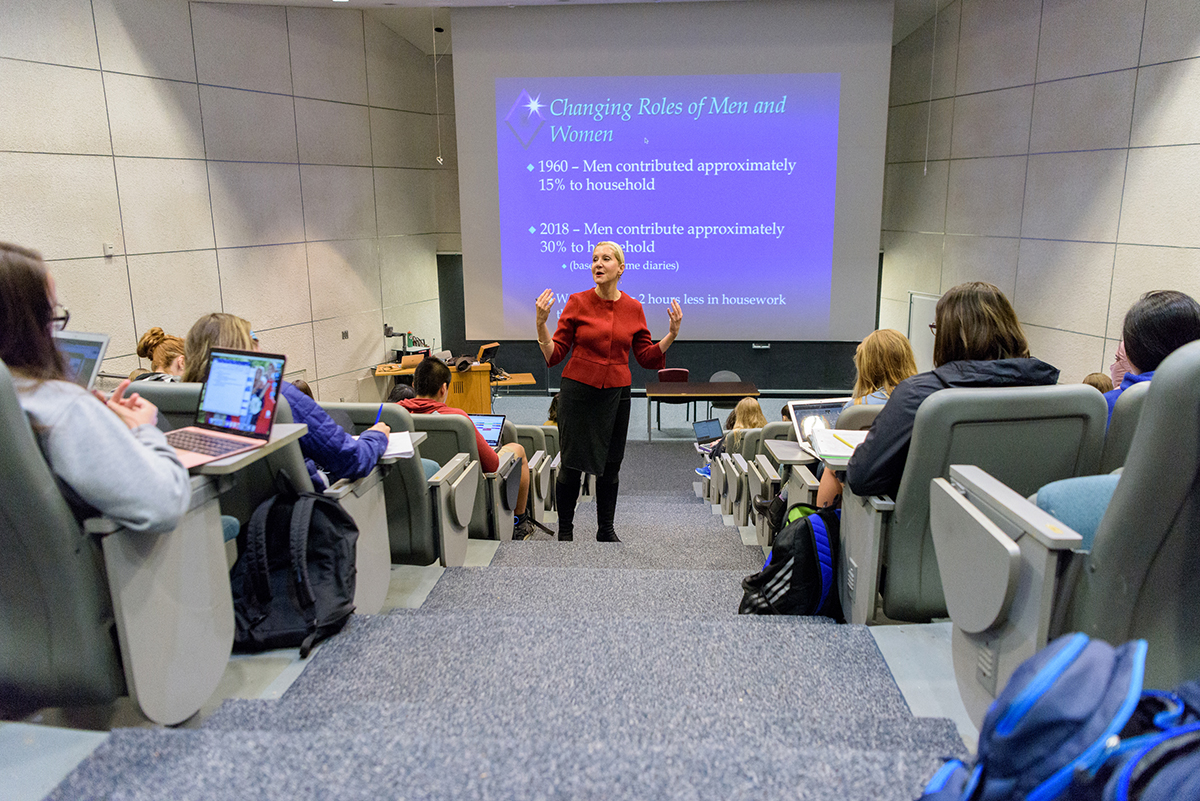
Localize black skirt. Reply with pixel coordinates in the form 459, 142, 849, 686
558, 377, 631, 476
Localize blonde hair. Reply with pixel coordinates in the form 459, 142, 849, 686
852, 329, 918, 402
136, 326, 185, 373
1082, 372, 1113, 393
594, 241, 625, 266
182, 313, 254, 382
732, 397, 767, 431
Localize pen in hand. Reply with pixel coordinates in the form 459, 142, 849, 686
375, 403, 384, 424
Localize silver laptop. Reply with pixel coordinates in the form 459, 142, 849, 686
52, 330, 109, 391
165, 348, 286, 469
468, 413, 506, 449
786, 397, 851, 445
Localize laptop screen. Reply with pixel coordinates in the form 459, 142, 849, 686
195, 348, 286, 440
787, 398, 851, 443
693, 418, 723, 442
468, 413, 506, 448
52, 331, 109, 390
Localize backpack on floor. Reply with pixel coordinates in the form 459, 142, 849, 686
918, 633, 1200, 801
738, 507, 841, 619
230, 471, 358, 657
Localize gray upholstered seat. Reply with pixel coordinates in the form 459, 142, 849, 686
837, 403, 884, 431
929, 340, 1200, 725
1099, 379, 1150, 473
510, 424, 550, 522
320, 402, 477, 570
408, 412, 518, 541
0, 360, 233, 724
841, 384, 1107, 625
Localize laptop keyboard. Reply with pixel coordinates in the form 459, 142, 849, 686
166, 429, 248, 457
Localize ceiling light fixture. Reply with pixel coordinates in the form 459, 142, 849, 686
432, 11, 445, 167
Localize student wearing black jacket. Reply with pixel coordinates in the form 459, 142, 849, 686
846, 282, 1059, 499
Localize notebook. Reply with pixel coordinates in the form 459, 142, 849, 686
165, 348, 287, 469
52, 330, 109, 390
786, 397, 852, 446
810, 428, 869, 467
468, 413, 506, 448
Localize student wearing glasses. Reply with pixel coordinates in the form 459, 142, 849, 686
0, 241, 190, 532
846, 282, 1059, 498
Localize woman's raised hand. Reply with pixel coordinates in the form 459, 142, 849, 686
667, 298, 683, 336
535, 288, 556, 327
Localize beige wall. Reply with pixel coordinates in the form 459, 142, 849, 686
0, 0, 459, 400
881, 0, 1200, 383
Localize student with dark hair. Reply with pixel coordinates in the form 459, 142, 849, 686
846, 282, 1059, 498
1103, 290, 1200, 423
399, 357, 546, 539
0, 241, 190, 532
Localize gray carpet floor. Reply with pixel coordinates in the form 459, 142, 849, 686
46, 440, 963, 800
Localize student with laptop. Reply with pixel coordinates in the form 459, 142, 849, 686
0, 242, 191, 533
846, 283, 1058, 498
398, 357, 547, 540
182, 313, 390, 490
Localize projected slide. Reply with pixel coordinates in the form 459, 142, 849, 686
495, 73, 840, 340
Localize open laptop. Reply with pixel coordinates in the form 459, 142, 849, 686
786, 397, 852, 445
468, 413, 506, 449
164, 348, 287, 469
693, 417, 723, 443
52, 330, 109, 390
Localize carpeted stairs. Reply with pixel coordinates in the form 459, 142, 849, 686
46, 440, 964, 800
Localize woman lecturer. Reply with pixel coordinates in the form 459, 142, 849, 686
536, 241, 682, 542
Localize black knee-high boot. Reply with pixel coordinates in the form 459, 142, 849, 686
596, 476, 620, 542
555, 471, 581, 541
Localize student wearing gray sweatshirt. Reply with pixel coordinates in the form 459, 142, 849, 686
1, 242, 190, 534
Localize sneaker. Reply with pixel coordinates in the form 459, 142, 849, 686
695, 464, 711, 478
514, 514, 555, 541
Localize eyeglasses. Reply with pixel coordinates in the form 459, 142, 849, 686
51, 304, 70, 332
928, 322, 937, 334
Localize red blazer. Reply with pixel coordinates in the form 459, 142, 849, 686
547, 290, 665, 388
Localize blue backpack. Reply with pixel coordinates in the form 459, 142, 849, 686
918, 633, 1200, 801
738, 507, 841, 619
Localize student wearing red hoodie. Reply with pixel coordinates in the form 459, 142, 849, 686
400, 357, 549, 539
534, 241, 683, 542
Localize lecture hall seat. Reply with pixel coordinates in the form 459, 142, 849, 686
929, 340, 1200, 725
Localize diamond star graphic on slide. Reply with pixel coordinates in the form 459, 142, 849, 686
505, 90, 546, 148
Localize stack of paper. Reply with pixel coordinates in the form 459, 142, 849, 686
383, 431, 414, 459
810, 428, 869, 467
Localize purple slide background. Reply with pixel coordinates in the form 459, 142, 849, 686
495, 73, 840, 340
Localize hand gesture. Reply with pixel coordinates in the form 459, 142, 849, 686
95, 379, 159, 430
368, 422, 391, 436
667, 299, 683, 337
535, 288, 556, 328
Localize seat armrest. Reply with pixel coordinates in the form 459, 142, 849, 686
869, 496, 895, 512
947, 465, 1083, 551
98, 474, 233, 725
839, 487, 893, 625
428, 453, 480, 566
932, 465, 1086, 727
754, 454, 780, 484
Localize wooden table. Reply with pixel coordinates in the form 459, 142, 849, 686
643, 381, 759, 442
375, 364, 538, 414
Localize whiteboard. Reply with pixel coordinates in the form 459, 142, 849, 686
907, 292, 940, 374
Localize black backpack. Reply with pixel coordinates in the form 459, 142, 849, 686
739, 507, 842, 620
231, 472, 358, 657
